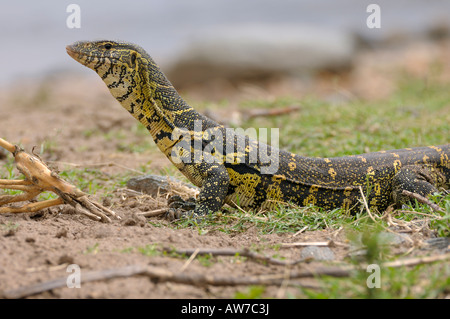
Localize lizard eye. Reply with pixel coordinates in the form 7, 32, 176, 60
104, 43, 112, 50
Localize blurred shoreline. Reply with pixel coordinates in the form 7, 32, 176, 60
1, 37, 449, 106
0, 0, 449, 87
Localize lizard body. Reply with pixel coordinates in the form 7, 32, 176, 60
67, 40, 450, 216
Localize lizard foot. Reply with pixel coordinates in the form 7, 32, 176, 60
165, 195, 198, 221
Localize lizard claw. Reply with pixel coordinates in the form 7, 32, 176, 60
164, 208, 181, 221
165, 195, 199, 221
164, 208, 201, 222
167, 195, 196, 210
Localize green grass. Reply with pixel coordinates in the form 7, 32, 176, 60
167, 205, 356, 235
0, 221, 20, 235
239, 80, 449, 157
83, 242, 100, 254
234, 286, 266, 299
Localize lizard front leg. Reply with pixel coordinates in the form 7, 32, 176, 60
391, 164, 448, 208
166, 162, 230, 220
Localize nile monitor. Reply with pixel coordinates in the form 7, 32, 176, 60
66, 40, 450, 218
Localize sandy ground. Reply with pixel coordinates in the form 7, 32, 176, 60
0, 39, 449, 299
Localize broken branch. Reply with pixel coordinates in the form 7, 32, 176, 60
163, 247, 310, 266
402, 190, 445, 213
0, 137, 119, 222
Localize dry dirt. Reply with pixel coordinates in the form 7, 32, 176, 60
0, 40, 449, 299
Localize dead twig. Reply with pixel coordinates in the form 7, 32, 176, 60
179, 248, 200, 272
136, 208, 167, 217
280, 241, 333, 248
48, 160, 145, 175
163, 247, 310, 266
395, 210, 444, 219
0, 138, 119, 222
292, 226, 308, 237
246, 105, 301, 120
401, 190, 445, 213
382, 252, 450, 268
205, 105, 301, 126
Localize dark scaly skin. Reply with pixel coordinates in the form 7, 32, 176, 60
66, 40, 450, 217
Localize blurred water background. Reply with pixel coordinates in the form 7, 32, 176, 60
0, 0, 448, 86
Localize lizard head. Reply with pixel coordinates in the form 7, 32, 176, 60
67, 40, 192, 136
66, 40, 166, 103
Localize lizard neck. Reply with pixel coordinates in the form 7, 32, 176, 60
107, 65, 215, 159
116, 83, 182, 158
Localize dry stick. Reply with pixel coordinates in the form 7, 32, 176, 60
179, 248, 200, 272
91, 200, 120, 219
57, 191, 110, 222
382, 252, 450, 268
0, 138, 118, 222
246, 105, 301, 120
137, 208, 167, 217
74, 203, 102, 221
292, 226, 308, 237
395, 210, 443, 219
77, 196, 112, 222
49, 160, 145, 175
0, 138, 16, 153
0, 198, 64, 214
280, 241, 332, 248
163, 247, 310, 266
26, 263, 69, 273
116, 188, 144, 197
359, 186, 378, 222
402, 190, 445, 213
0, 189, 41, 206
0, 179, 33, 186
4, 252, 450, 299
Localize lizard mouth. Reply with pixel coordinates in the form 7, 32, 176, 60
66, 45, 119, 65
65, 45, 77, 59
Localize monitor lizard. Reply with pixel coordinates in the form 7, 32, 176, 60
66, 40, 449, 219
